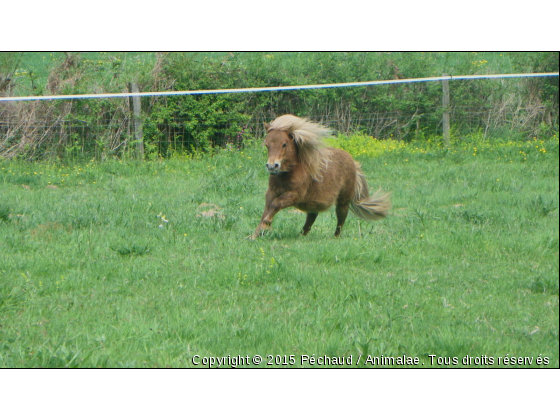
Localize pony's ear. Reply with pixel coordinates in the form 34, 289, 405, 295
288, 132, 301, 146
264, 123, 271, 131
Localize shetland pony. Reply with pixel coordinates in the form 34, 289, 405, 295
251, 115, 390, 239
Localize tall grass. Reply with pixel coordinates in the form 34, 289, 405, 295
0, 135, 558, 367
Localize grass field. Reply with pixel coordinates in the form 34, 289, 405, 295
0, 135, 558, 368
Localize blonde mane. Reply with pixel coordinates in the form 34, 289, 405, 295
267, 115, 332, 181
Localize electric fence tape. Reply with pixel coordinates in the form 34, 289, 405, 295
1, 73, 558, 102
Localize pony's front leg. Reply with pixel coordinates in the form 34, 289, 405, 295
251, 191, 298, 239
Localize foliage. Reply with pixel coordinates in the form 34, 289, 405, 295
1, 52, 558, 160
143, 95, 250, 155
327, 134, 409, 158
0, 52, 23, 94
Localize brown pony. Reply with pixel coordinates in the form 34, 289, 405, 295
251, 115, 391, 239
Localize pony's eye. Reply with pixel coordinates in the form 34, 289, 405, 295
282, 143, 287, 148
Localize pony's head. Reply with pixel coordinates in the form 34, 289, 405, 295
263, 128, 298, 175
263, 115, 332, 181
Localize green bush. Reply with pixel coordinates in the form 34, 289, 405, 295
2, 52, 558, 160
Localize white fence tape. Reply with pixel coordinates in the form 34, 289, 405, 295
0, 73, 558, 102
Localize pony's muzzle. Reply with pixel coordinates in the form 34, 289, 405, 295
266, 162, 281, 174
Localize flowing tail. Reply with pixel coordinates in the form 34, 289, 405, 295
349, 164, 391, 220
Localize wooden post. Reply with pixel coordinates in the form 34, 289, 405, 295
129, 83, 144, 159
442, 74, 450, 147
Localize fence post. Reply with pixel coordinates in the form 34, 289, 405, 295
129, 83, 144, 159
442, 74, 450, 147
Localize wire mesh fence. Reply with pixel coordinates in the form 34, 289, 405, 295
1, 76, 558, 160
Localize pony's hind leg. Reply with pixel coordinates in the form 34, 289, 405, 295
301, 212, 318, 236
334, 204, 350, 237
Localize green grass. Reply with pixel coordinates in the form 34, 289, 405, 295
9, 52, 542, 98
0, 136, 558, 368
10, 52, 158, 96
